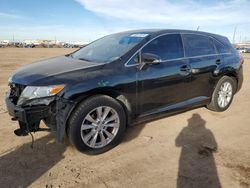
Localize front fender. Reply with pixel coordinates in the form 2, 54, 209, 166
62, 86, 134, 130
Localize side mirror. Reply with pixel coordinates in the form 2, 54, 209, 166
141, 53, 161, 65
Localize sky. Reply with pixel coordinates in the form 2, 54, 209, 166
0, 0, 250, 42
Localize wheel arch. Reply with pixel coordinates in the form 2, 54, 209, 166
222, 71, 238, 92
65, 88, 133, 136
224, 72, 238, 82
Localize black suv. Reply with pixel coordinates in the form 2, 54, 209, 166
5, 29, 243, 154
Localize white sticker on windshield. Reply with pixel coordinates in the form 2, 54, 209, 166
130, 34, 149, 38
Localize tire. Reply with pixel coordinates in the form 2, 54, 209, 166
207, 76, 237, 112
68, 95, 126, 154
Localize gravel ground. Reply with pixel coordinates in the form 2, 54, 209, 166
0, 48, 249, 188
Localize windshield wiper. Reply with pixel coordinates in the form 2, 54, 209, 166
78, 58, 91, 62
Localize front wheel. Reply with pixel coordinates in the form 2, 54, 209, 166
68, 95, 126, 154
207, 76, 237, 112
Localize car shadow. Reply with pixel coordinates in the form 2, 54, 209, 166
122, 123, 146, 143
175, 113, 221, 188
0, 133, 67, 188
0, 113, 221, 188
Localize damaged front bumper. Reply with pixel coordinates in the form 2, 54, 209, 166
5, 95, 75, 143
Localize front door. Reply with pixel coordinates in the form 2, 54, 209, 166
138, 34, 191, 115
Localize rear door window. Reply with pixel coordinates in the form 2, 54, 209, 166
142, 34, 184, 61
182, 34, 216, 57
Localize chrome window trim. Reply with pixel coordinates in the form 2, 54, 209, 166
124, 32, 232, 67
154, 53, 232, 64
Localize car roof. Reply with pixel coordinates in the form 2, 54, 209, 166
117, 29, 228, 41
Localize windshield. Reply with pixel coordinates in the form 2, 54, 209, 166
72, 33, 149, 63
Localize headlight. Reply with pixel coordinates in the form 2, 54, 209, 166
17, 85, 65, 106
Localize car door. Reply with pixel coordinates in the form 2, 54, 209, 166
138, 34, 192, 115
181, 34, 220, 99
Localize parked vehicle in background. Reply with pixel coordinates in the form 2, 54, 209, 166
236, 47, 250, 53
9, 42, 24, 48
242, 48, 248, 53
245, 48, 250, 53
0, 40, 10, 46
5, 29, 243, 154
24, 44, 35, 48
236, 48, 243, 53
63, 43, 86, 48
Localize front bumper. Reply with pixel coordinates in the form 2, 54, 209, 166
5, 95, 75, 143
5, 96, 50, 124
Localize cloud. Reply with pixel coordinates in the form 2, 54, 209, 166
0, 24, 114, 41
75, 0, 250, 27
0, 12, 25, 19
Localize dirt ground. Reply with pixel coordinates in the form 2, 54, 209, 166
0, 48, 249, 188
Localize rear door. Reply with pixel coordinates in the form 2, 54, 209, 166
181, 34, 219, 99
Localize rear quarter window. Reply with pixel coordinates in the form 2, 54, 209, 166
182, 34, 216, 57
213, 39, 232, 54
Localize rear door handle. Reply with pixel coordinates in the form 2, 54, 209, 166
180, 65, 191, 72
180, 65, 191, 76
216, 59, 222, 65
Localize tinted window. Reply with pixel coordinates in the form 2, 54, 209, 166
182, 34, 216, 57
142, 34, 184, 60
72, 33, 148, 63
213, 39, 231, 53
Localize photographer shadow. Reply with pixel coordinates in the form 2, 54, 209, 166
176, 113, 221, 188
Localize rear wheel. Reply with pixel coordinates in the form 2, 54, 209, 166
207, 76, 237, 112
68, 95, 126, 154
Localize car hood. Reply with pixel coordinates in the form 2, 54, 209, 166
10, 56, 103, 85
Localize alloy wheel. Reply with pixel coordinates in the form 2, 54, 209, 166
80, 106, 120, 148
217, 81, 233, 108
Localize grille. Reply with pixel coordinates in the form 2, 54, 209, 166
9, 83, 26, 104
